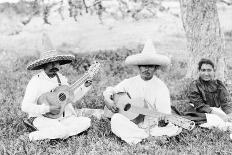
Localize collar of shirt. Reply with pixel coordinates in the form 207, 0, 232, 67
138, 75, 158, 86
198, 77, 218, 93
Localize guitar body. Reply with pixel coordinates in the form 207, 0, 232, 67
37, 85, 74, 119
104, 92, 145, 120
104, 92, 195, 131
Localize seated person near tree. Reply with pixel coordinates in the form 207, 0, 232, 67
187, 58, 232, 130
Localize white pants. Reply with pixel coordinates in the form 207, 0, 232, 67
200, 107, 232, 131
29, 115, 91, 141
111, 113, 182, 145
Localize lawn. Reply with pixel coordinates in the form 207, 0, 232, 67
0, 49, 232, 155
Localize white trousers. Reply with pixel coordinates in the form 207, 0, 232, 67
111, 113, 182, 145
200, 107, 232, 131
29, 115, 91, 141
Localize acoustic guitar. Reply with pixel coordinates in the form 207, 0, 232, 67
37, 62, 101, 119
104, 92, 195, 131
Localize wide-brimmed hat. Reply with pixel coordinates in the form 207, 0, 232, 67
125, 39, 171, 66
27, 33, 75, 70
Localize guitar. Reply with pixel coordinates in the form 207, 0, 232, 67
104, 92, 195, 131
37, 62, 101, 119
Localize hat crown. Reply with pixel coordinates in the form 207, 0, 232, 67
142, 39, 157, 54
124, 38, 171, 66
27, 33, 75, 70
40, 33, 58, 59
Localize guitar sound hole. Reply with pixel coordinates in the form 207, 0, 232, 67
124, 104, 131, 111
59, 93, 66, 101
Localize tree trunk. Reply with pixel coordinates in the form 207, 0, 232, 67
179, 0, 226, 81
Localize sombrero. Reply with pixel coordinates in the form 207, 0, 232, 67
27, 33, 75, 70
125, 39, 171, 66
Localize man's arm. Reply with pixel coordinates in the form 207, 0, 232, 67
155, 82, 172, 114
103, 79, 129, 113
188, 81, 212, 113
219, 81, 232, 114
218, 81, 232, 122
21, 78, 50, 115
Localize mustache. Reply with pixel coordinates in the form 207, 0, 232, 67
49, 67, 59, 72
142, 71, 150, 74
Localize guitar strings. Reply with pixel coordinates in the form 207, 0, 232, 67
70, 65, 99, 91
59, 64, 99, 101
59, 73, 90, 99
59, 74, 88, 98
70, 73, 89, 91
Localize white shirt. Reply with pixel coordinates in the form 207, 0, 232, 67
103, 75, 171, 114
21, 71, 91, 118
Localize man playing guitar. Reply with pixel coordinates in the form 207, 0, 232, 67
21, 34, 92, 141
103, 39, 182, 145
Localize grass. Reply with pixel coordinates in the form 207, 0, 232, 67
0, 49, 232, 155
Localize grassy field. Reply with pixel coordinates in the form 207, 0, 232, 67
0, 2, 232, 154
0, 48, 232, 155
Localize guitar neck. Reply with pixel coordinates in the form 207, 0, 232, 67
70, 73, 90, 92
128, 105, 195, 131
69, 62, 100, 92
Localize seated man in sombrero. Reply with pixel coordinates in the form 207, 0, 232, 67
21, 34, 91, 141
103, 39, 182, 145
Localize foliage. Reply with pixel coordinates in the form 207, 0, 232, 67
0, 49, 232, 154
0, 0, 170, 25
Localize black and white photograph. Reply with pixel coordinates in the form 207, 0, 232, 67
0, 0, 232, 154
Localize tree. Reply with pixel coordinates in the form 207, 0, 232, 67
26, 0, 229, 81
4, 0, 230, 82
179, 0, 227, 81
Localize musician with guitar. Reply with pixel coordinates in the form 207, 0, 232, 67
21, 34, 93, 141
103, 39, 183, 145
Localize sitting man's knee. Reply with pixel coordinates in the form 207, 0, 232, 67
111, 113, 124, 122
74, 116, 91, 129
85, 117, 91, 128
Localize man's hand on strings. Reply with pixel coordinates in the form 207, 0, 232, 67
157, 113, 169, 127
157, 114, 167, 122
107, 103, 119, 113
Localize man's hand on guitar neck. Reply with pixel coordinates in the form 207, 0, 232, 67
84, 80, 92, 87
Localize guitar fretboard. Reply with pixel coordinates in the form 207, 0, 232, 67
70, 73, 90, 92
128, 104, 195, 131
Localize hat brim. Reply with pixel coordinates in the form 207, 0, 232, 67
27, 55, 75, 70
125, 53, 170, 66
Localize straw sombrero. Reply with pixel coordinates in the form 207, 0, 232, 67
125, 39, 171, 66
27, 33, 75, 70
